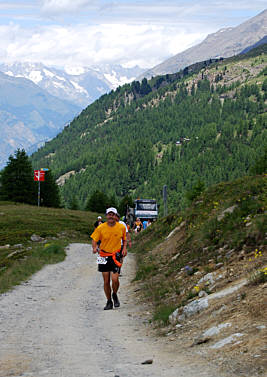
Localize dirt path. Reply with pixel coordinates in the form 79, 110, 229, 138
0, 243, 231, 377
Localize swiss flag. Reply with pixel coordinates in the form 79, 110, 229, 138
34, 170, 45, 181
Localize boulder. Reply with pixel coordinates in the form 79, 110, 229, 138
30, 234, 44, 242
217, 205, 237, 221
198, 272, 215, 286
210, 333, 244, 349
166, 221, 186, 240
198, 290, 208, 298
13, 244, 23, 249
202, 322, 232, 337
0, 244, 10, 249
169, 297, 209, 324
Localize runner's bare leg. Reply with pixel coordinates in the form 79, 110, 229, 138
102, 272, 111, 300
111, 272, 119, 294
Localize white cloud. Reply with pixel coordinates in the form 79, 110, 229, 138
0, 1, 265, 69
0, 23, 207, 68
41, 0, 96, 15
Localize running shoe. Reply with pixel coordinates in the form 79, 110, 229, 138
104, 300, 113, 310
112, 292, 120, 307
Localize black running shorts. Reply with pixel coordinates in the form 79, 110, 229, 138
98, 255, 121, 274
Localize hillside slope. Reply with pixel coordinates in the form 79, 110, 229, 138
31, 45, 267, 210
132, 174, 266, 376
141, 9, 267, 79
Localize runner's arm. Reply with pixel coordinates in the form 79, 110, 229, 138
121, 238, 127, 257
92, 240, 98, 254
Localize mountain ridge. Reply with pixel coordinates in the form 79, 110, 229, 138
140, 9, 267, 79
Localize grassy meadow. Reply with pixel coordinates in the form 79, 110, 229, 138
0, 202, 100, 293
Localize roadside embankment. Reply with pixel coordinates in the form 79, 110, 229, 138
131, 174, 267, 376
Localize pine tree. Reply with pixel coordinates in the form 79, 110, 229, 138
140, 78, 152, 96
85, 190, 108, 213
40, 170, 61, 208
118, 195, 134, 217
185, 180, 205, 203
0, 149, 36, 204
107, 194, 118, 209
249, 147, 267, 175
69, 196, 79, 210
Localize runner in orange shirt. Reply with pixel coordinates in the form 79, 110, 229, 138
91, 207, 127, 310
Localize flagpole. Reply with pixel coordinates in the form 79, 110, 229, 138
38, 179, 40, 207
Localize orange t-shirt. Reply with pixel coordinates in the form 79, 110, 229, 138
91, 222, 126, 253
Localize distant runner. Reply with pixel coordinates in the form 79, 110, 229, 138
94, 216, 104, 228
93, 216, 104, 248
134, 217, 143, 233
91, 207, 127, 310
142, 219, 148, 230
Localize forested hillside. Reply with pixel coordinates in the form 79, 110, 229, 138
31, 44, 267, 210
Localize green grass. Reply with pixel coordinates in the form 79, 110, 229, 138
0, 201, 102, 293
134, 263, 158, 281
153, 305, 177, 325
0, 242, 66, 293
0, 201, 99, 245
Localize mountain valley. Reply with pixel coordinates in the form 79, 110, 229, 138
31, 44, 267, 210
0, 63, 144, 168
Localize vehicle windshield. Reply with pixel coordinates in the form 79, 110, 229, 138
136, 203, 157, 211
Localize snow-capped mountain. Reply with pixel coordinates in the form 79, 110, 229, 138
0, 62, 144, 107
89, 63, 144, 89
0, 71, 80, 168
0, 62, 144, 167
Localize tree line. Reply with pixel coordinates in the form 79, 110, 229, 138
0, 149, 60, 208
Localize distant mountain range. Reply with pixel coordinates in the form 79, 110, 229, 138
0, 62, 144, 107
140, 9, 267, 79
0, 63, 144, 167
0, 71, 81, 168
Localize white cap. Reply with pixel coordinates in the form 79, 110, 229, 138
98, 216, 102, 219
106, 207, 118, 215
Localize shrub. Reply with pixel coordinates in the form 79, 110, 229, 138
248, 268, 267, 286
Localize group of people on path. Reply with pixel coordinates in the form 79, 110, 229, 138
90, 208, 131, 310
133, 217, 152, 233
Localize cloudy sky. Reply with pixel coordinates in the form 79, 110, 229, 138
0, 0, 266, 69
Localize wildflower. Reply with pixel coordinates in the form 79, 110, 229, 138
193, 286, 200, 293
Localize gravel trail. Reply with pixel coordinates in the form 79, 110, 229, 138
0, 243, 229, 377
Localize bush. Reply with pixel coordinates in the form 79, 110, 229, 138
248, 268, 267, 286
153, 305, 176, 324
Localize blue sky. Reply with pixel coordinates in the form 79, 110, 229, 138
0, 1, 266, 68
